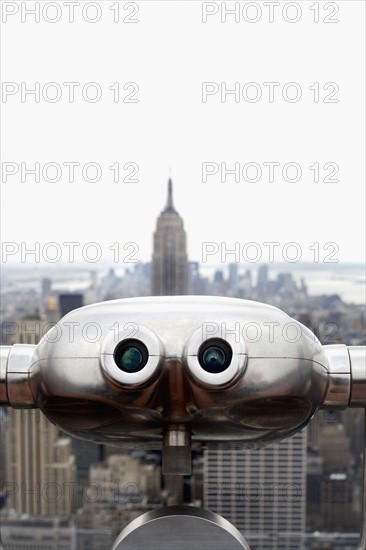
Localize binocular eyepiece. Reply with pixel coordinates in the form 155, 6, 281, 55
114, 339, 149, 373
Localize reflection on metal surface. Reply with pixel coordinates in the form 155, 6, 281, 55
321, 344, 351, 407
112, 505, 250, 550
0, 346, 10, 403
162, 424, 191, 475
349, 347, 366, 407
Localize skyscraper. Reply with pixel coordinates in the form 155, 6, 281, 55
58, 293, 84, 318
204, 431, 307, 550
257, 265, 269, 296
5, 312, 77, 516
151, 178, 189, 296
6, 410, 77, 516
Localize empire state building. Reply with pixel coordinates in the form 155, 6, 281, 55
151, 178, 189, 295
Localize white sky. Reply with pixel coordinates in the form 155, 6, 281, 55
1, 1, 365, 266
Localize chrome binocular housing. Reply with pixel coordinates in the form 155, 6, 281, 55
1, 296, 365, 451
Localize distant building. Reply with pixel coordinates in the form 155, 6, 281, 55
85, 271, 98, 305
45, 293, 59, 325
306, 448, 323, 531
256, 265, 269, 298
58, 294, 84, 318
89, 454, 161, 501
151, 178, 189, 295
306, 410, 361, 532
0, 409, 7, 494
318, 422, 351, 473
75, 454, 163, 546
189, 261, 208, 295
41, 278, 52, 302
70, 439, 104, 508
5, 410, 77, 516
321, 473, 358, 532
204, 431, 307, 550
0, 516, 78, 550
8, 312, 48, 346
214, 270, 224, 283
5, 316, 77, 516
228, 263, 239, 286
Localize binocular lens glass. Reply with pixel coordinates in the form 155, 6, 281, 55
120, 347, 142, 371
198, 339, 233, 374
202, 347, 226, 371
114, 339, 149, 373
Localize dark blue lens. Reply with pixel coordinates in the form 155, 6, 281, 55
119, 347, 143, 372
202, 347, 226, 372
114, 339, 148, 373
198, 339, 232, 374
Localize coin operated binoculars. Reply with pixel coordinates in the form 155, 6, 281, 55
1, 296, 365, 549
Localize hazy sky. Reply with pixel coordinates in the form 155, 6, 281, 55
1, 1, 365, 267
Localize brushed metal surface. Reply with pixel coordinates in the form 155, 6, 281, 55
349, 347, 366, 407
321, 345, 351, 407
0, 346, 10, 403
112, 506, 250, 549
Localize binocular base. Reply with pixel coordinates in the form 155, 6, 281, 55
112, 505, 250, 550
